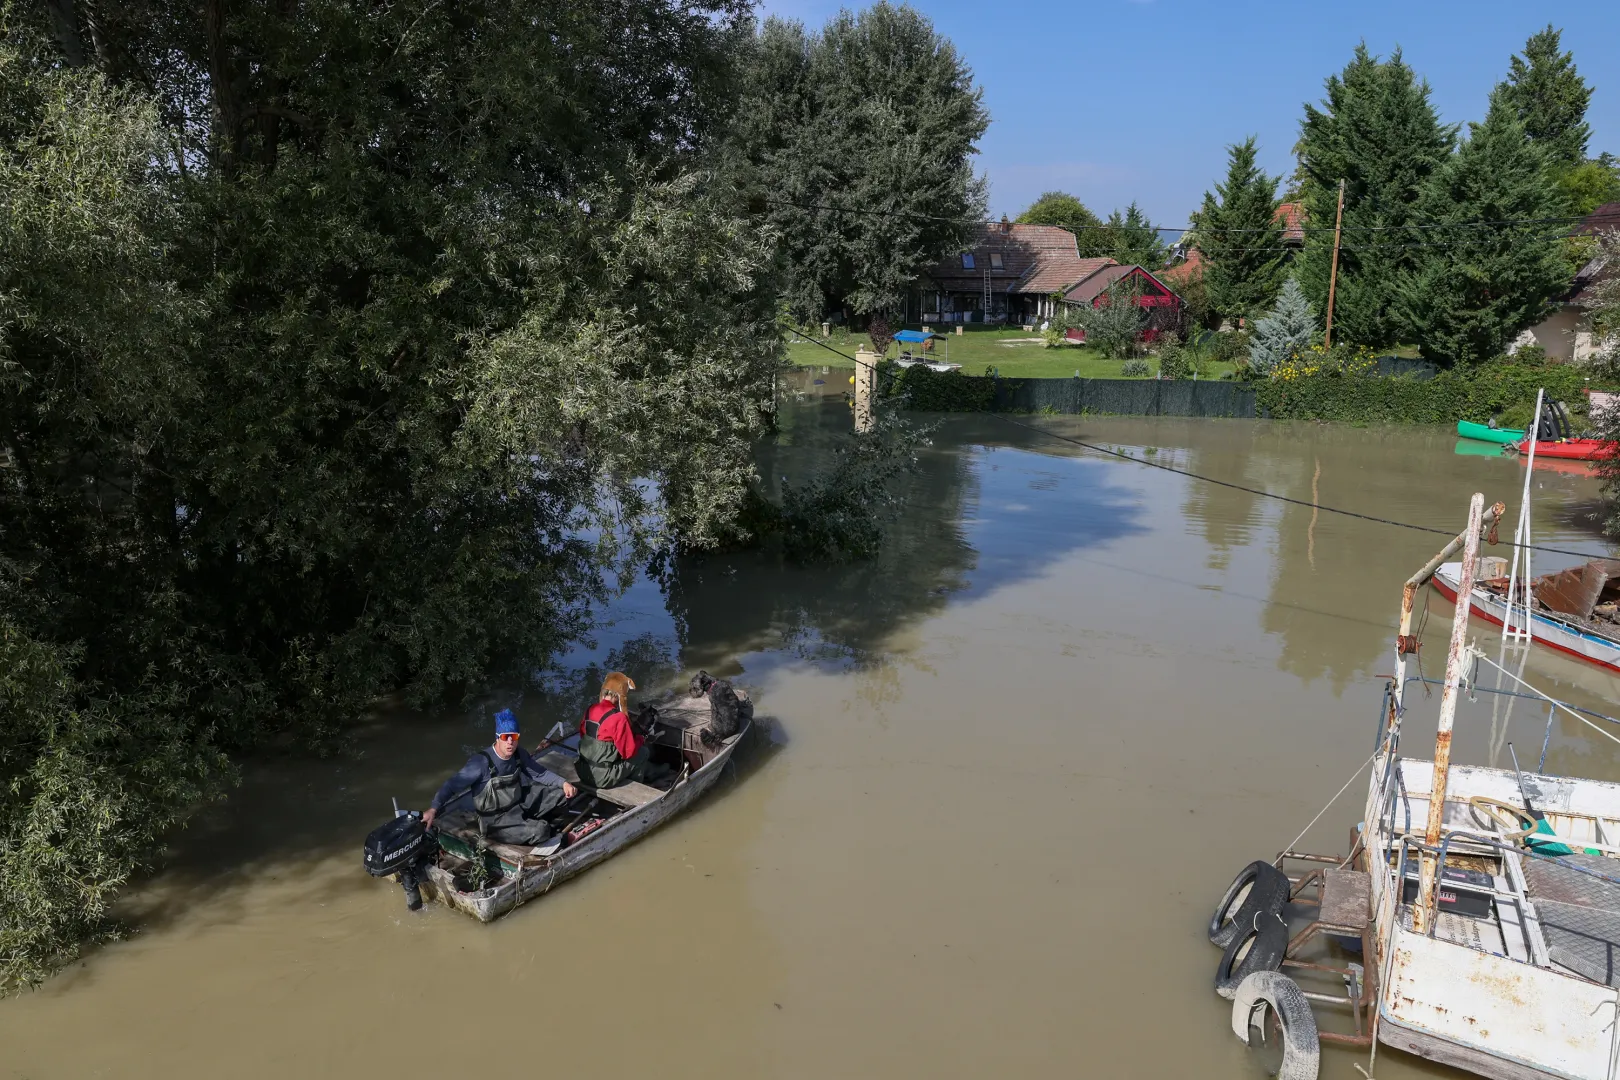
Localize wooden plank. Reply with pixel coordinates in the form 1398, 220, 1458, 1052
1321, 868, 1371, 930
597, 781, 663, 809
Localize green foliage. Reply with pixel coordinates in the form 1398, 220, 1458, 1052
1101, 202, 1165, 267
880, 363, 998, 411
1, 1, 780, 989
1069, 280, 1150, 359
1497, 25, 1592, 171
1248, 279, 1319, 374
1296, 46, 1457, 348
1559, 156, 1620, 217
1390, 91, 1569, 367
769, 411, 934, 561
1254, 354, 1598, 423
735, 4, 989, 321
1196, 137, 1286, 323
1017, 191, 1109, 257
1120, 358, 1151, 378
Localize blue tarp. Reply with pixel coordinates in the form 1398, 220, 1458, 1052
894, 330, 939, 343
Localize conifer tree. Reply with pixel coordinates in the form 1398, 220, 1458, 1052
1295, 46, 1457, 348
1498, 26, 1592, 172
1196, 137, 1286, 325
1103, 202, 1164, 267
1390, 91, 1569, 366
1247, 279, 1318, 374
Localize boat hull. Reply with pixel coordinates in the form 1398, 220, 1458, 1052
421, 721, 747, 921
1432, 564, 1620, 675
1509, 437, 1619, 461
1458, 421, 1524, 444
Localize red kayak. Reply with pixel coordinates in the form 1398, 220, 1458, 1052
1510, 437, 1620, 461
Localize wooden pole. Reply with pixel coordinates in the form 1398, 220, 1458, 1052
1324, 179, 1346, 349
1414, 492, 1485, 934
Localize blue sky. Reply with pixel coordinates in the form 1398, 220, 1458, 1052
755, 0, 1620, 229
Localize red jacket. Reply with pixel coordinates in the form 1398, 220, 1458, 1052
583, 698, 642, 761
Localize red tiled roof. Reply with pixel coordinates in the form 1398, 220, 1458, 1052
1159, 247, 1204, 283
1018, 255, 1117, 295
922, 223, 1114, 295
1275, 202, 1305, 243
1062, 264, 1135, 304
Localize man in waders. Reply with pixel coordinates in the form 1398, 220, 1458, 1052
576, 672, 668, 790
423, 709, 576, 845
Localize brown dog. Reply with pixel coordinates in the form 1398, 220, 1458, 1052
600, 671, 635, 714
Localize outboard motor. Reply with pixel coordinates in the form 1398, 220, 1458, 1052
364, 804, 431, 911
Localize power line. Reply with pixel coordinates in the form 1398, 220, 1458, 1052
786, 332, 1614, 562
758, 196, 1592, 238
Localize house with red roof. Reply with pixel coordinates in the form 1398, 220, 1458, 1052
1515, 201, 1620, 362
914, 220, 1182, 329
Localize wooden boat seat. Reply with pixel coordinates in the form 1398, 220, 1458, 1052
1320, 868, 1371, 931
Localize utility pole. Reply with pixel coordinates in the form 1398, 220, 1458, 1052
1324, 178, 1346, 349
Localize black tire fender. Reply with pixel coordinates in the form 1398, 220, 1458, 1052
1230, 970, 1321, 1080
1209, 860, 1291, 949
1215, 909, 1289, 999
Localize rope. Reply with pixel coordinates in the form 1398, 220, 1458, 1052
1471, 653, 1620, 749
1283, 744, 1383, 856
787, 332, 1615, 561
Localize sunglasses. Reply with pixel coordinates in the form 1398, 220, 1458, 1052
496, 732, 520, 742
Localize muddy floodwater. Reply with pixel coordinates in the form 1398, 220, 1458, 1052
6, 390, 1620, 1079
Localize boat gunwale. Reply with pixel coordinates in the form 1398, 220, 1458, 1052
422, 719, 749, 920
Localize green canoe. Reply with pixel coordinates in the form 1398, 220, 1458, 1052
1457, 420, 1525, 444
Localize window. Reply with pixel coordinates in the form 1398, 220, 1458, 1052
961, 253, 975, 269
989, 252, 1004, 270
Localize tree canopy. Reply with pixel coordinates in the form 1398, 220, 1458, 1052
1295, 45, 1457, 349
734, 3, 989, 323
1390, 91, 1572, 365
1101, 202, 1165, 267
1196, 137, 1286, 325
1, 0, 782, 989
1497, 25, 1592, 172
1016, 191, 1108, 257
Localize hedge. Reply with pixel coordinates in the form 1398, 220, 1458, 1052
1252, 361, 1609, 425
880, 363, 1004, 412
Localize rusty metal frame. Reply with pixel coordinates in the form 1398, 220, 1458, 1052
1271, 849, 1378, 1048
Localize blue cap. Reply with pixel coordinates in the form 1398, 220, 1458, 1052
494, 709, 520, 736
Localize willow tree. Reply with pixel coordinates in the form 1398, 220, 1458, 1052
2, 0, 780, 989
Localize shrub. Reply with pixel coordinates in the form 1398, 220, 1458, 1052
1121, 358, 1151, 377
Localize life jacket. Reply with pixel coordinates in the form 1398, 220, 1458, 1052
472, 748, 528, 817
579, 699, 623, 744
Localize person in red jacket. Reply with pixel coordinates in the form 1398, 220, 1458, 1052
576, 672, 653, 789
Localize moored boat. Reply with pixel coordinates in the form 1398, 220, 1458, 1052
1509, 436, 1619, 461
1206, 497, 1620, 1080
1433, 558, 1620, 674
407, 690, 750, 922
1457, 420, 1524, 444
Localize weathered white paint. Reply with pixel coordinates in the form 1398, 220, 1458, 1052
1382, 927, 1618, 1080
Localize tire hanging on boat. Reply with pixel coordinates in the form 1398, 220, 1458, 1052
1229, 971, 1320, 1080
1215, 910, 1289, 999
1208, 860, 1291, 949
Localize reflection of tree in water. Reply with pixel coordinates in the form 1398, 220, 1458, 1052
664, 401, 982, 670
1255, 425, 1444, 694
1179, 441, 1264, 573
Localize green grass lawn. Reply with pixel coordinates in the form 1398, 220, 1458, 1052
785, 325, 1238, 380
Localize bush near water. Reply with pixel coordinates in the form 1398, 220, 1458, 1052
1253, 351, 1613, 425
